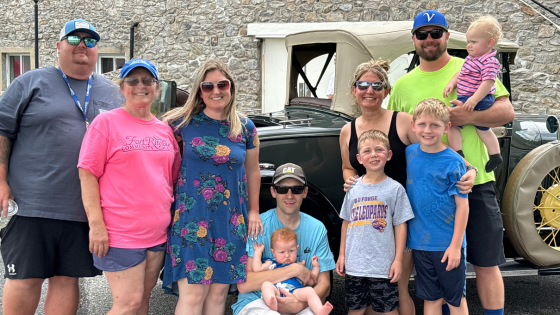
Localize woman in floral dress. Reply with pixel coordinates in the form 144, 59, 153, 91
162, 60, 262, 315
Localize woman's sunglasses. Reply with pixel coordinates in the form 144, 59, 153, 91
355, 81, 385, 91
62, 35, 98, 48
273, 185, 306, 195
413, 29, 446, 40
123, 77, 158, 86
200, 80, 231, 93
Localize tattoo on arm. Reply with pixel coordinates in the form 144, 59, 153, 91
0, 136, 11, 170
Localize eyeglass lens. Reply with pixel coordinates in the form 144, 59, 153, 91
414, 29, 445, 40
274, 185, 306, 194
65, 35, 98, 48
355, 81, 385, 91
200, 80, 231, 92
124, 78, 157, 86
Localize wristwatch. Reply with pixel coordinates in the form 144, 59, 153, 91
466, 165, 478, 176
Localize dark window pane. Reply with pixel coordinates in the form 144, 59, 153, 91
116, 58, 125, 70
9, 56, 19, 83
101, 58, 114, 73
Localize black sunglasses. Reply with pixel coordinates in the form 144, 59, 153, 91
273, 185, 306, 195
355, 81, 385, 91
123, 77, 158, 86
200, 80, 231, 93
414, 29, 446, 40
62, 35, 98, 48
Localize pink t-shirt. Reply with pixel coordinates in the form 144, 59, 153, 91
78, 108, 181, 248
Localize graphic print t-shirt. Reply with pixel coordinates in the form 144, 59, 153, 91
339, 177, 414, 278
78, 108, 181, 248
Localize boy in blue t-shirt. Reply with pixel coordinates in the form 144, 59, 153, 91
406, 98, 470, 315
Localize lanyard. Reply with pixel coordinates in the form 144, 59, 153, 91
57, 67, 93, 129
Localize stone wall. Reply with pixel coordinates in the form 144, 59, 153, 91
0, 0, 558, 113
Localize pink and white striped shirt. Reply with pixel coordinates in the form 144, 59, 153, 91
457, 49, 500, 96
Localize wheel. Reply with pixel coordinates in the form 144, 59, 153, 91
502, 141, 560, 267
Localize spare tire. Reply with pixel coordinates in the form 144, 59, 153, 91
502, 140, 560, 267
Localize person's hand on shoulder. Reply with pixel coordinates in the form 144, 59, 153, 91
343, 175, 359, 192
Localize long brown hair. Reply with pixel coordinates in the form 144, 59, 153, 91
163, 60, 245, 137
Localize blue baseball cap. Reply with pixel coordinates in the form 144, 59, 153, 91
59, 19, 100, 41
120, 59, 159, 80
412, 10, 449, 33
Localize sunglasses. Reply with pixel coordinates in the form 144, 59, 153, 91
273, 185, 306, 195
62, 35, 98, 48
200, 80, 231, 93
123, 77, 158, 86
414, 29, 446, 40
355, 81, 385, 91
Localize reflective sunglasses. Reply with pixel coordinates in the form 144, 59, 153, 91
414, 29, 446, 40
62, 35, 98, 48
355, 81, 385, 91
200, 80, 231, 93
123, 77, 158, 86
273, 185, 306, 195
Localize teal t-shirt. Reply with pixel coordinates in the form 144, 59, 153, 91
231, 209, 336, 315
388, 57, 510, 185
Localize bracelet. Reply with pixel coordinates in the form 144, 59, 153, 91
466, 165, 478, 176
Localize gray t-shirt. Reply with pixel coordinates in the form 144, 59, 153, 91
0, 66, 121, 222
340, 176, 414, 278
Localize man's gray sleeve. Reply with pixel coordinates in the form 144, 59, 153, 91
0, 80, 30, 138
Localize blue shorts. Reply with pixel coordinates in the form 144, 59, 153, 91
412, 249, 466, 307
456, 94, 495, 130
93, 242, 166, 272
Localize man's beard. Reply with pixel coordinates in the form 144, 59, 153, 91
415, 41, 447, 62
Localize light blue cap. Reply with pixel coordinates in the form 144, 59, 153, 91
120, 59, 159, 81
59, 19, 100, 41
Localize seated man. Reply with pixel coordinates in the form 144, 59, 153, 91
233, 163, 336, 315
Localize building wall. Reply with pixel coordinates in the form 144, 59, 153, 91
0, 0, 558, 113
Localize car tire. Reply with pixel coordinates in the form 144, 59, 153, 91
502, 140, 560, 267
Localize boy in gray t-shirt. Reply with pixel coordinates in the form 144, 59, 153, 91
336, 130, 414, 314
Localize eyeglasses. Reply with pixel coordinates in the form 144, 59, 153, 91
61, 35, 98, 48
273, 185, 306, 195
414, 29, 446, 40
200, 80, 231, 93
355, 81, 385, 91
123, 77, 158, 86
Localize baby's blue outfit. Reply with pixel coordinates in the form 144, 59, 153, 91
265, 258, 304, 295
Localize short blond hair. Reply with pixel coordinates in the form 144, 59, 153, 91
413, 98, 450, 124
271, 228, 298, 249
357, 130, 390, 153
468, 15, 503, 43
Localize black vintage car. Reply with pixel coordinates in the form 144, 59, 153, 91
156, 22, 560, 275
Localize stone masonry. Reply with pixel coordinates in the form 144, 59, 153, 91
0, 0, 558, 113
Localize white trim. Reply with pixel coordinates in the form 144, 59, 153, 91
247, 21, 405, 39
96, 54, 125, 74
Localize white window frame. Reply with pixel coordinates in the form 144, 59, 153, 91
96, 54, 126, 74
5, 53, 31, 87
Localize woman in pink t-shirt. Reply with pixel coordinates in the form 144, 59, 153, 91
78, 58, 180, 314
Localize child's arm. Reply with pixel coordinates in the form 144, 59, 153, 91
463, 79, 495, 111
443, 71, 460, 98
336, 220, 349, 276
389, 222, 407, 283
252, 242, 273, 272
442, 195, 469, 271
305, 256, 321, 286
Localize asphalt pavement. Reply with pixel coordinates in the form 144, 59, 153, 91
0, 256, 558, 314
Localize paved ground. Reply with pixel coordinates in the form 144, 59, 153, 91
0, 255, 559, 315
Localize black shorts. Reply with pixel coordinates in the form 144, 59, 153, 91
466, 182, 506, 267
345, 275, 399, 312
413, 249, 466, 307
1, 216, 101, 279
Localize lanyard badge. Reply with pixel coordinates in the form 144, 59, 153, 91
57, 67, 93, 129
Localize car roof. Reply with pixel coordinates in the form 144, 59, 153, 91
284, 21, 519, 117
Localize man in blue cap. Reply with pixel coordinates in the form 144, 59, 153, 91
388, 9, 511, 315
0, 19, 120, 314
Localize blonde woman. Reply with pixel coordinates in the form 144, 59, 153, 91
162, 60, 262, 315
339, 59, 476, 315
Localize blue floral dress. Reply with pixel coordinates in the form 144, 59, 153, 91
163, 112, 258, 291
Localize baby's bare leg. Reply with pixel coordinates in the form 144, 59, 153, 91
448, 127, 463, 153
261, 281, 279, 311
292, 287, 333, 315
